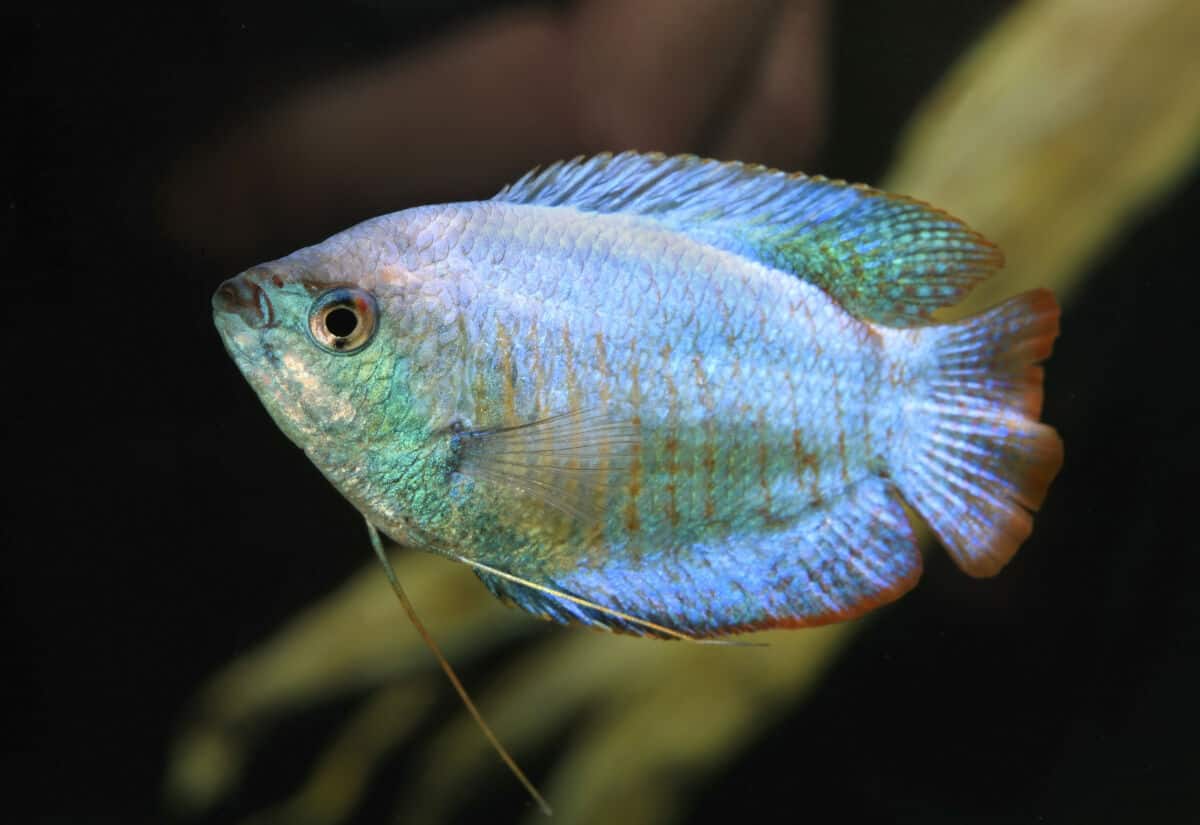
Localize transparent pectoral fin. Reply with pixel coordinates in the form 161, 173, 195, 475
454, 408, 638, 526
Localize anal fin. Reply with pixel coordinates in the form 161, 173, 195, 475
472, 476, 923, 638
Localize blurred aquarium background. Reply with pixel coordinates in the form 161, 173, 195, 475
7, 1, 1199, 823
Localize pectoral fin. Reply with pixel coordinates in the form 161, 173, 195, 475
454, 408, 638, 525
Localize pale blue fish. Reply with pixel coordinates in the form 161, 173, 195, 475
213, 152, 1063, 639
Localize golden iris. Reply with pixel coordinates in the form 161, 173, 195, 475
307, 287, 378, 354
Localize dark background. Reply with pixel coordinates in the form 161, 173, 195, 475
7, 1, 1196, 823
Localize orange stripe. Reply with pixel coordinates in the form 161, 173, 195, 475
832, 367, 850, 485
756, 408, 772, 521
624, 338, 642, 536
529, 315, 544, 418
661, 342, 680, 528
693, 355, 716, 520
496, 320, 515, 424
593, 331, 612, 408
468, 313, 487, 424
792, 426, 821, 505
825, 318, 850, 484
561, 323, 579, 410
798, 294, 823, 358
782, 369, 820, 505
799, 296, 837, 486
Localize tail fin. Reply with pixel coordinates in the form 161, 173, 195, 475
892, 289, 1064, 577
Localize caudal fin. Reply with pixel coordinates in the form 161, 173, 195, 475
892, 289, 1064, 577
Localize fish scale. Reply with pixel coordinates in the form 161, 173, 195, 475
214, 152, 1062, 637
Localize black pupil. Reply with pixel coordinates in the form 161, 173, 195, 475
325, 306, 359, 338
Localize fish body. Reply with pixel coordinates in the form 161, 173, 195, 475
214, 153, 1062, 637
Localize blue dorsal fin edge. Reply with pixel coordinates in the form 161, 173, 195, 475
493, 152, 1003, 327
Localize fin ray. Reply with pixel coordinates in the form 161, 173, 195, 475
454, 408, 637, 526
893, 289, 1064, 577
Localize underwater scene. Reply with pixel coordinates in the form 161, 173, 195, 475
9, 1, 1198, 823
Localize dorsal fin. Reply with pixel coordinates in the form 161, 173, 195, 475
494, 152, 1003, 326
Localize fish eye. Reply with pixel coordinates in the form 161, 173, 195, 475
307, 287, 378, 354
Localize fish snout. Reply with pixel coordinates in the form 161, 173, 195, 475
213, 274, 275, 328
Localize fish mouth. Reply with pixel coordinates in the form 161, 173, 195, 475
213, 273, 275, 329
212, 277, 281, 388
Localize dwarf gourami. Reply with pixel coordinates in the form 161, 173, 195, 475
213, 152, 1063, 805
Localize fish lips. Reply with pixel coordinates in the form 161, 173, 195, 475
213, 273, 276, 329
212, 275, 281, 386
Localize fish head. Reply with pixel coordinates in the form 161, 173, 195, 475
212, 217, 459, 479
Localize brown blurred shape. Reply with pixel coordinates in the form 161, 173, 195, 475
163, 0, 827, 264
